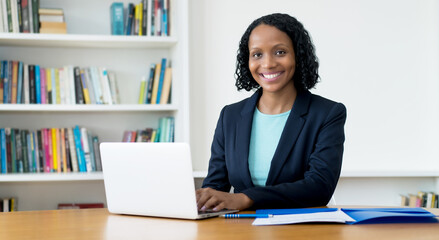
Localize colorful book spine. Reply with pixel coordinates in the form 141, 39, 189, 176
156, 58, 167, 104
40, 67, 46, 104
16, 61, 23, 104
23, 63, 29, 104
46, 68, 52, 104
28, 65, 35, 103
55, 68, 61, 104
55, 128, 61, 173
51, 68, 56, 104
10, 129, 16, 173
110, 2, 124, 35
73, 126, 86, 172
11, 61, 18, 104
80, 128, 92, 172
125, 3, 134, 35
67, 128, 78, 172
51, 128, 57, 171
87, 131, 96, 172
43, 129, 50, 172
92, 136, 102, 171
33, 131, 40, 172
21, 130, 28, 172
1, 129, 6, 173
35, 65, 41, 104
61, 128, 67, 172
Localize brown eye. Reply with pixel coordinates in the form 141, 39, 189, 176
276, 50, 286, 55
252, 53, 262, 58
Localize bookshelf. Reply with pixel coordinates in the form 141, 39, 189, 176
0, 0, 190, 211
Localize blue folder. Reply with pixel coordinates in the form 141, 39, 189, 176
256, 208, 438, 224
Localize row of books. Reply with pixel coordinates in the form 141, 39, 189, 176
400, 191, 438, 208
111, 0, 170, 36
0, 126, 102, 174
0, 0, 39, 33
1, 197, 17, 212
122, 116, 174, 142
138, 58, 172, 104
0, 60, 120, 105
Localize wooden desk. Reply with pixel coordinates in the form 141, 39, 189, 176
0, 208, 438, 240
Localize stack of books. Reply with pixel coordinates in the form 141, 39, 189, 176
138, 58, 172, 104
38, 8, 67, 34
122, 116, 174, 142
0, 126, 102, 174
0, 60, 120, 105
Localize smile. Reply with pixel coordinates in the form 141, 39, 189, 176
260, 72, 282, 81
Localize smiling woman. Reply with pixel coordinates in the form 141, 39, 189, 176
196, 13, 347, 211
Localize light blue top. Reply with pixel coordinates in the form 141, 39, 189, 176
248, 108, 291, 187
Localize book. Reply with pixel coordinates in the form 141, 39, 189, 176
73, 126, 86, 172
39, 21, 67, 34
253, 208, 439, 226
138, 2, 143, 35
0, 128, 6, 173
92, 136, 102, 171
60, 128, 67, 172
80, 128, 92, 172
74, 67, 84, 104
125, 3, 134, 35
11, 61, 18, 103
99, 68, 112, 105
150, 62, 161, 104
87, 131, 96, 172
146, 64, 155, 104
10, 129, 16, 173
17, 0, 22, 33
110, 2, 124, 35
0, 61, 4, 103
21, 0, 30, 33
20, 130, 28, 172
107, 72, 120, 104
28, 65, 35, 103
16, 61, 23, 104
155, 58, 167, 104
31, 0, 39, 33
40, 67, 46, 104
51, 128, 58, 171
142, 0, 147, 36
15, 129, 23, 173
43, 128, 50, 172
138, 76, 146, 104
80, 69, 91, 104
35, 65, 41, 104
159, 67, 172, 104
67, 128, 78, 172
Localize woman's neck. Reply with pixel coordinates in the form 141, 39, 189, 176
257, 86, 298, 115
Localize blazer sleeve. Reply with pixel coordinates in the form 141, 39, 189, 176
242, 103, 347, 209
202, 106, 232, 192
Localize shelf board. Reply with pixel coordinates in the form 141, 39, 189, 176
340, 170, 439, 178
0, 104, 178, 112
0, 33, 177, 48
0, 172, 104, 182
0, 171, 208, 182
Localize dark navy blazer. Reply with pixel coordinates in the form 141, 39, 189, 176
202, 89, 347, 209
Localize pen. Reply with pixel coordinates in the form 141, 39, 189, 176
220, 214, 274, 218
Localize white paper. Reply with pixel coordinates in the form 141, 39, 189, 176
252, 210, 356, 226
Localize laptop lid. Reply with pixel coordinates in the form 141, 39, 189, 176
100, 142, 201, 219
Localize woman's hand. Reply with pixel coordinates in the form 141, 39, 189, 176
196, 187, 254, 211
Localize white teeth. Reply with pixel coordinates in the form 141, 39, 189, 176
262, 73, 281, 79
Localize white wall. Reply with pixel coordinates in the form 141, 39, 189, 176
189, 0, 439, 205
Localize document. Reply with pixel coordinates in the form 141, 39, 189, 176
253, 210, 355, 226
253, 208, 438, 226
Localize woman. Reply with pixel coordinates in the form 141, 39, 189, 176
196, 13, 347, 211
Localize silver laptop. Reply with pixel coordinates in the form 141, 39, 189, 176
100, 142, 238, 220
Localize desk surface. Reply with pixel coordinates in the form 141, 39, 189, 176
0, 207, 439, 240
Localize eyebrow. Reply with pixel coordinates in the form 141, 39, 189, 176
249, 43, 291, 51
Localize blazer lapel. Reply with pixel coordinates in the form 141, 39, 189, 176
235, 89, 261, 188
266, 90, 311, 185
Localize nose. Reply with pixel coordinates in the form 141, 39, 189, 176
261, 54, 276, 69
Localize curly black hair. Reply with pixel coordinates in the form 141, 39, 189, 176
235, 13, 319, 92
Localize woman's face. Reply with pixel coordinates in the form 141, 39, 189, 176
248, 24, 296, 95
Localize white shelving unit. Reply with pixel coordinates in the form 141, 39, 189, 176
0, 0, 190, 211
